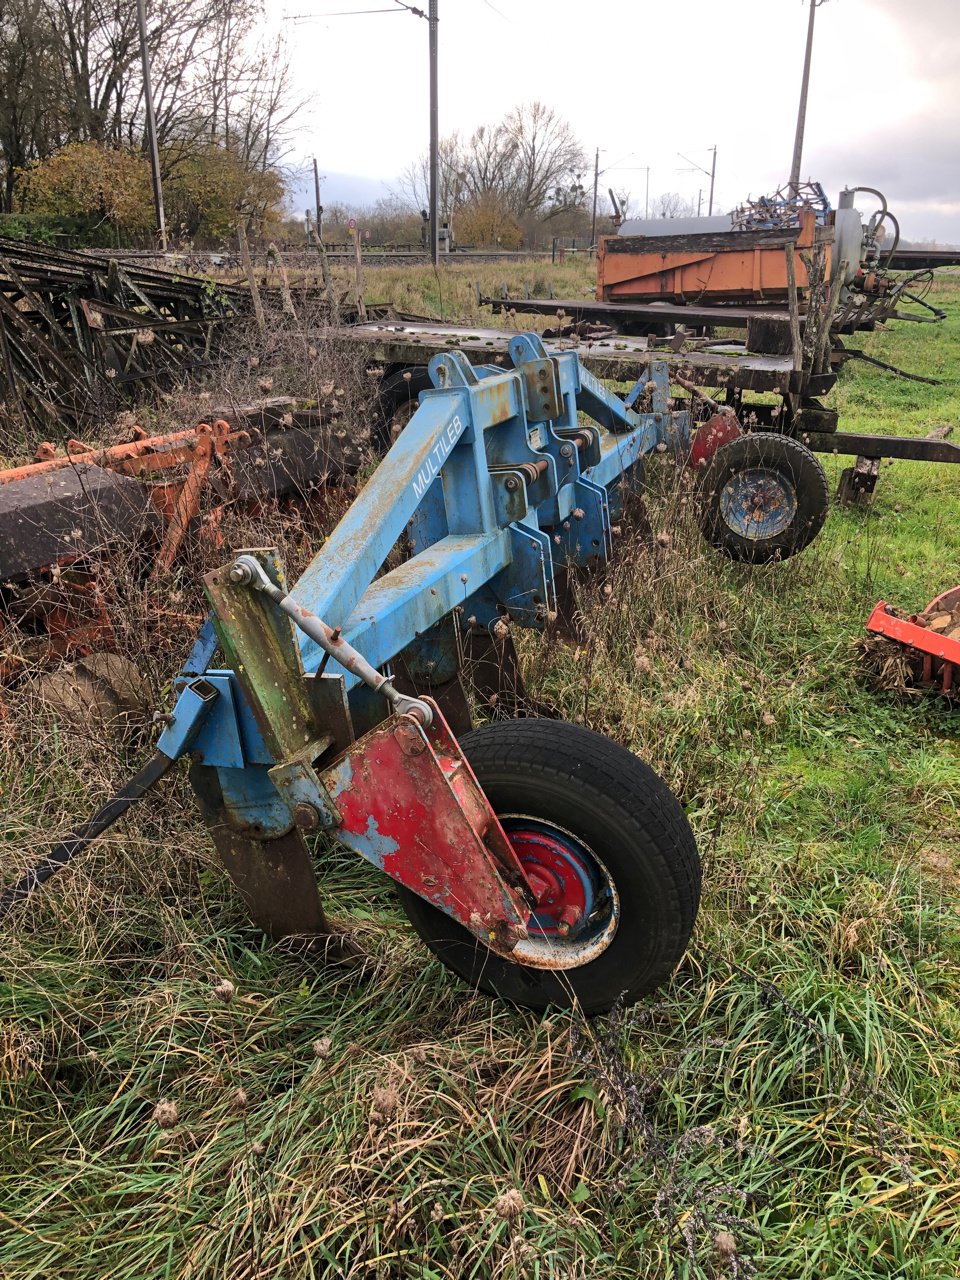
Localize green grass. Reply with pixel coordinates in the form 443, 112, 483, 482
0, 268, 958, 1278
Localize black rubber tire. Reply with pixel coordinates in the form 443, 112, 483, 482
375, 366, 432, 451
397, 719, 701, 1014
697, 432, 829, 563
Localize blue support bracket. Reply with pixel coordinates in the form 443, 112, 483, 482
156, 676, 220, 761
179, 334, 694, 845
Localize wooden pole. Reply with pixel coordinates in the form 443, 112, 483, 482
784, 245, 802, 372
353, 231, 367, 322
813, 258, 847, 375
312, 158, 323, 238
237, 217, 265, 335
310, 229, 338, 325
268, 243, 297, 319
789, 0, 819, 194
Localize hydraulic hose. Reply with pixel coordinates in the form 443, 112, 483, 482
0, 749, 174, 923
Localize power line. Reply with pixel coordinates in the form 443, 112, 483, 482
285, 6, 412, 22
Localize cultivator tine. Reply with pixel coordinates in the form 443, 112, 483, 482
189, 762, 335, 940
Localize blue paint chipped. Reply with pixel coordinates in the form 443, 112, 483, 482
337, 814, 401, 871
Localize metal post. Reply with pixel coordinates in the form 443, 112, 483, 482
789, 0, 819, 194
707, 146, 717, 216
644, 167, 650, 220
313, 158, 323, 239
136, 0, 166, 251
428, 0, 439, 266
590, 146, 600, 249
697, 189, 702, 216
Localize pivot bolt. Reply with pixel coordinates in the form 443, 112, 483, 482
505, 476, 520, 491
293, 803, 322, 830
559, 442, 574, 458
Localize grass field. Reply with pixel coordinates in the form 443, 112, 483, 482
0, 263, 958, 1279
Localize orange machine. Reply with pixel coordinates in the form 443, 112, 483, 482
596, 207, 832, 305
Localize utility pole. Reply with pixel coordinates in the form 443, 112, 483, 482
136, 0, 166, 251
313, 158, 323, 239
789, 0, 819, 194
678, 149, 717, 216
428, 0, 439, 265
590, 147, 600, 248
644, 167, 650, 220
707, 144, 717, 215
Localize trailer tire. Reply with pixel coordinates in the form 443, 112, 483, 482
375, 366, 432, 451
697, 433, 828, 563
397, 718, 700, 1014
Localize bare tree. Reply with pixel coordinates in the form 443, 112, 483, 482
397, 132, 464, 218
649, 191, 699, 219
396, 102, 587, 226
0, 0, 66, 208
498, 101, 586, 218
0, 0, 302, 216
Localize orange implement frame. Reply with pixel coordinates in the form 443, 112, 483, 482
1, 419, 250, 575
866, 587, 960, 696
596, 208, 831, 304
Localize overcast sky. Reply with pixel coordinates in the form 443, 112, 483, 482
267, 0, 960, 243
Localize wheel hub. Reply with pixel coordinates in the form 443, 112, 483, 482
506, 822, 597, 939
719, 466, 797, 540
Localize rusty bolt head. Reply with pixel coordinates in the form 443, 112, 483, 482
557, 905, 582, 937
293, 803, 322, 830
572, 508, 585, 520
559, 442, 574, 458
505, 476, 519, 491
394, 722, 426, 755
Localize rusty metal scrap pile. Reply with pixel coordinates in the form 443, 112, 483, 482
0, 237, 244, 443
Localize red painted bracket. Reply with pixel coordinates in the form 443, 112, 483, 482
321, 699, 535, 953
689, 412, 742, 470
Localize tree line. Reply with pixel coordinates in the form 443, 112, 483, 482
0, 0, 297, 242
0, 5, 701, 255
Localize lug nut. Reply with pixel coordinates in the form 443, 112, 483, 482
557, 905, 582, 937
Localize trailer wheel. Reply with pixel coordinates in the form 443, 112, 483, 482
697, 433, 828, 563
397, 719, 700, 1014
375, 366, 432, 451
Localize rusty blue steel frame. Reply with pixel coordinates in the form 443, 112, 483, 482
157, 333, 689, 841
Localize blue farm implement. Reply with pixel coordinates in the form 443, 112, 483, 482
3, 332, 752, 1011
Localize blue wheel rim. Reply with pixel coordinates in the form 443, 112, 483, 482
718, 467, 797, 540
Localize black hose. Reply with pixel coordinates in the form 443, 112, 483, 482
0, 750, 174, 923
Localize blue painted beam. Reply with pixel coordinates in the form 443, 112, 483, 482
337, 531, 512, 685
